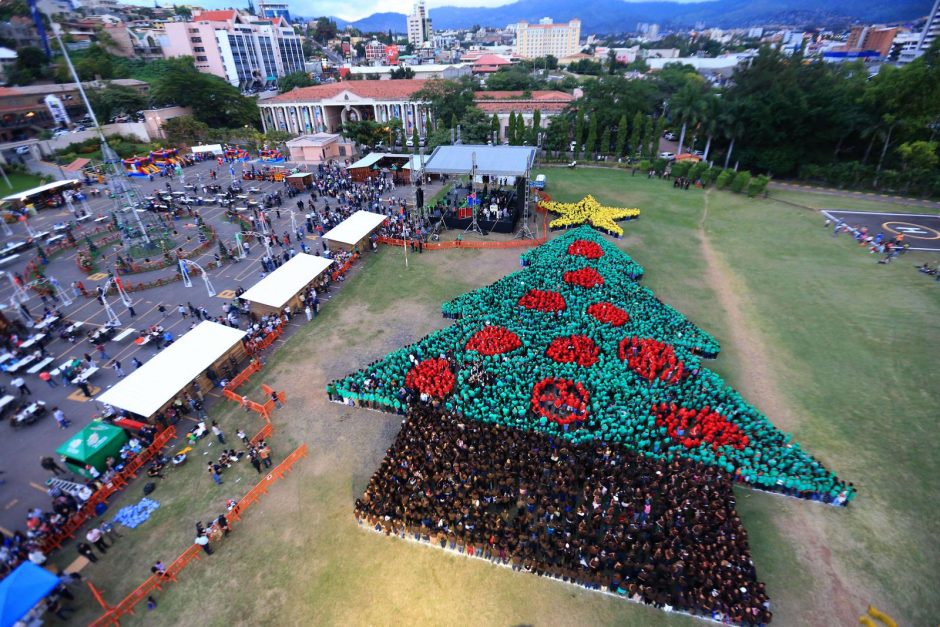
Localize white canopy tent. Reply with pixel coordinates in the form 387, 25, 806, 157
96, 321, 246, 417
240, 253, 334, 309
322, 210, 387, 247
190, 144, 224, 156
3, 179, 81, 203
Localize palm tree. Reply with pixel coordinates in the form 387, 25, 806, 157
670, 84, 707, 155
700, 95, 720, 162
719, 102, 744, 170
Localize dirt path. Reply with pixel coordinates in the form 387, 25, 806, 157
697, 192, 870, 625
696, 192, 799, 431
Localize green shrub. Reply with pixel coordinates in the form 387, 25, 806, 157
715, 170, 734, 190
652, 158, 668, 175
637, 159, 651, 172
702, 167, 721, 186
747, 174, 770, 197
730, 171, 751, 193
670, 160, 692, 178
688, 162, 708, 182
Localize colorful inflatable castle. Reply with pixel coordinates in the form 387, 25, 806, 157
258, 148, 285, 163
223, 146, 250, 162
149, 148, 181, 168
122, 155, 158, 177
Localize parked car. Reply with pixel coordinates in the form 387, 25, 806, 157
663, 131, 677, 141
406, 138, 414, 148
52, 128, 69, 138
15, 146, 31, 155
691, 149, 704, 157
658, 152, 676, 160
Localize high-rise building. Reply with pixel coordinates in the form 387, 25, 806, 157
163, 10, 305, 89
515, 18, 581, 59
844, 25, 898, 58
257, 2, 291, 23
407, 0, 432, 47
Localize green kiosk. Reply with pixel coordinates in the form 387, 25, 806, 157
55, 423, 129, 479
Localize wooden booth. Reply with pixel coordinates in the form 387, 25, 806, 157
240, 253, 334, 316
322, 210, 387, 252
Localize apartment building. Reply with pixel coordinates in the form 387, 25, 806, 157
407, 0, 432, 47
163, 10, 304, 89
515, 18, 581, 59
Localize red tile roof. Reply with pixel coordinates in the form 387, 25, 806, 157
472, 54, 511, 66
476, 101, 570, 114
192, 10, 237, 22
474, 90, 574, 102
266, 80, 428, 103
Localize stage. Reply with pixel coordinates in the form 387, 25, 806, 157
430, 183, 522, 234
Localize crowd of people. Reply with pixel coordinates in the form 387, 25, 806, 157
332, 227, 854, 504
356, 406, 773, 625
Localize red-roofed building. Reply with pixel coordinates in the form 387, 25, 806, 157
471, 54, 513, 74
163, 10, 304, 89
473, 91, 575, 143
258, 80, 433, 139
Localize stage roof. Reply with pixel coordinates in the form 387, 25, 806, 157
240, 253, 333, 308
97, 321, 246, 417
424, 144, 536, 177
323, 210, 387, 246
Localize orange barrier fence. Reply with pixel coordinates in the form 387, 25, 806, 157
245, 325, 284, 355
41, 426, 178, 553
330, 252, 360, 281
88, 443, 309, 627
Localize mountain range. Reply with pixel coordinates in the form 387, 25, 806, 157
324, 0, 932, 34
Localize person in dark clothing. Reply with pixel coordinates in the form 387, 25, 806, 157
76, 542, 98, 563
41, 456, 67, 475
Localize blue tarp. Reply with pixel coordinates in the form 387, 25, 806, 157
111, 497, 161, 529
0, 562, 60, 627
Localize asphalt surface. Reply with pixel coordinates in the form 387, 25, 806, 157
822, 210, 940, 252
0, 158, 422, 533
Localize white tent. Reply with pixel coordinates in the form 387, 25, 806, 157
240, 253, 333, 309
96, 321, 246, 417
190, 144, 224, 156
322, 210, 387, 247
3, 180, 81, 203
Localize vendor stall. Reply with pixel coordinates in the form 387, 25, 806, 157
96, 321, 247, 421
240, 253, 333, 316
55, 422, 129, 479
286, 172, 312, 191
323, 210, 387, 252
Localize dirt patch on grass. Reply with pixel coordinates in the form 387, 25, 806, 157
697, 193, 800, 431
697, 192, 874, 625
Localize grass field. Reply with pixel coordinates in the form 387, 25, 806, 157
57, 169, 938, 626
0, 172, 45, 197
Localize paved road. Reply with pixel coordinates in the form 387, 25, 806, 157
0, 159, 418, 533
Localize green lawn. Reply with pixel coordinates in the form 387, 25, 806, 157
0, 172, 45, 197
58, 169, 937, 626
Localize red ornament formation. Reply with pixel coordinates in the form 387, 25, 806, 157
546, 335, 600, 366
563, 267, 605, 288
618, 336, 686, 384
586, 302, 630, 326
530, 377, 590, 425
567, 239, 605, 259
652, 402, 750, 451
518, 289, 567, 312
405, 358, 455, 398
465, 325, 522, 356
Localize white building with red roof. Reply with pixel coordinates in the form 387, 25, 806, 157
474, 91, 575, 143
258, 80, 432, 138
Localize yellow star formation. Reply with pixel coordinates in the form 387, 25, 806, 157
540, 194, 640, 237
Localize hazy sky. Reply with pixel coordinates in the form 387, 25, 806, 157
130, 0, 705, 23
